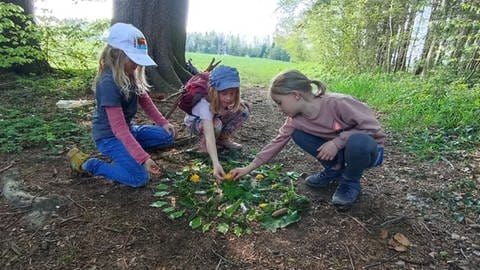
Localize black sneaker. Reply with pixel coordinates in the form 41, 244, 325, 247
332, 177, 361, 208
305, 168, 342, 188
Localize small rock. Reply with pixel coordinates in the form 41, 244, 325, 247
429, 251, 437, 258
451, 233, 461, 240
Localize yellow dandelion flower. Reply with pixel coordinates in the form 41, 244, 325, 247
255, 174, 265, 180
190, 174, 201, 183
224, 173, 233, 181
259, 203, 268, 209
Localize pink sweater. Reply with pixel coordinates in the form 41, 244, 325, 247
252, 93, 385, 167
106, 93, 168, 164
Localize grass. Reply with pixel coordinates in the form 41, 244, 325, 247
186, 52, 296, 86
1, 53, 478, 161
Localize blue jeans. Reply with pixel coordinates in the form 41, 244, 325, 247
292, 130, 383, 180
84, 125, 174, 187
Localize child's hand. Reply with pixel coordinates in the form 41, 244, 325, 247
212, 163, 226, 180
316, 141, 338, 160
144, 158, 161, 175
162, 123, 176, 138
230, 167, 249, 180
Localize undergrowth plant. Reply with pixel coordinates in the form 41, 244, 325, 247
150, 151, 310, 236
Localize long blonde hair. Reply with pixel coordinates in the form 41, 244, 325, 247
208, 87, 240, 114
270, 70, 327, 98
92, 45, 151, 99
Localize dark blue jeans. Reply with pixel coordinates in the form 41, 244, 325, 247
84, 125, 174, 187
292, 130, 383, 180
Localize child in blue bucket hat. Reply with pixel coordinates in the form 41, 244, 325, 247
183, 65, 250, 180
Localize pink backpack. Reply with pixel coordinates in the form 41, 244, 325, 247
178, 72, 210, 115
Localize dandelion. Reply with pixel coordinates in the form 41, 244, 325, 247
224, 173, 233, 181
259, 203, 268, 209
255, 174, 265, 180
190, 174, 201, 183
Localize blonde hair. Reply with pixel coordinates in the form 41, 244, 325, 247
208, 87, 241, 114
92, 45, 151, 99
270, 70, 327, 98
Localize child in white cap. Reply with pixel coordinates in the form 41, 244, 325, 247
67, 23, 175, 187
183, 65, 250, 180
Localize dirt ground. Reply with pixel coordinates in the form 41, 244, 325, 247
1, 85, 479, 270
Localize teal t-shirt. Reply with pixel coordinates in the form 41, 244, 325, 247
92, 70, 138, 141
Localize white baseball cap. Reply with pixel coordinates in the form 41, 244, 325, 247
106, 23, 157, 67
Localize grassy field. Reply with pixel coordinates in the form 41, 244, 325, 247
188, 53, 480, 159
0, 52, 478, 160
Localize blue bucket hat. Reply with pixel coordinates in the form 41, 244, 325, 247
209, 65, 240, 91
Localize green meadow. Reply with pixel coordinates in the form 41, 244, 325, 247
188, 53, 480, 159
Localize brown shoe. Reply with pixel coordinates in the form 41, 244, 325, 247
67, 147, 90, 173
217, 139, 242, 150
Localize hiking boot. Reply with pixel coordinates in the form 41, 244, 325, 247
305, 168, 342, 188
67, 147, 90, 173
217, 139, 242, 150
331, 177, 361, 208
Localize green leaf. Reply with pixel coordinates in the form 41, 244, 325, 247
217, 223, 229, 234
189, 216, 202, 229
233, 225, 243, 237
202, 222, 212, 233
156, 183, 169, 190
162, 207, 176, 213
261, 210, 301, 232
224, 200, 242, 218
154, 191, 170, 197
169, 210, 185, 220
149, 201, 168, 208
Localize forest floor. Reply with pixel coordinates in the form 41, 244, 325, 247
0, 83, 479, 270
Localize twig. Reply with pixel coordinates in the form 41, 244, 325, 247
398, 256, 431, 266
0, 161, 15, 173
440, 156, 454, 169
344, 243, 356, 270
0, 210, 30, 216
59, 215, 82, 225
67, 195, 87, 212
363, 253, 399, 269
101, 226, 123, 233
381, 216, 407, 227
348, 215, 372, 234
215, 258, 223, 270
211, 248, 236, 266
121, 228, 135, 249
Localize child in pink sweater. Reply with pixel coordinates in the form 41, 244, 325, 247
231, 70, 385, 208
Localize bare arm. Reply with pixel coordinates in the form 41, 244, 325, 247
202, 119, 225, 179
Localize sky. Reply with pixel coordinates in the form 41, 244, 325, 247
34, 0, 279, 38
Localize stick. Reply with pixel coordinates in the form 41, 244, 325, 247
344, 243, 356, 270
363, 253, 399, 269
59, 215, 82, 225
440, 156, 455, 169
211, 248, 235, 266
348, 215, 372, 234
0, 161, 15, 173
67, 195, 87, 212
215, 258, 223, 270
381, 216, 407, 227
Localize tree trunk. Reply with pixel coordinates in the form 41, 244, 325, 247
112, 0, 193, 95
3, 0, 51, 74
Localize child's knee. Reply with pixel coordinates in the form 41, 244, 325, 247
123, 170, 150, 187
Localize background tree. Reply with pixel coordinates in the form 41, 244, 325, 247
1, 0, 51, 74
112, 0, 192, 94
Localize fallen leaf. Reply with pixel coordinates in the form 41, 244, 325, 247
388, 238, 408, 252
379, 229, 389, 239
393, 232, 411, 247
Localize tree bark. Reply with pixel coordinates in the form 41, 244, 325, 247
112, 0, 193, 95
2, 0, 51, 74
